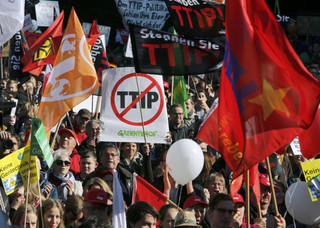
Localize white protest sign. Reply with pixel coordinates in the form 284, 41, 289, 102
82, 22, 111, 46
290, 136, 302, 156
0, 0, 25, 46
115, 0, 169, 30
35, 1, 60, 27
99, 67, 169, 143
125, 35, 133, 58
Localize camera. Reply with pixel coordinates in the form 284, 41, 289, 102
2, 139, 14, 150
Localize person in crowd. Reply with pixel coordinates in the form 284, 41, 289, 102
57, 128, 81, 174
12, 204, 38, 228
79, 215, 112, 228
75, 149, 98, 182
250, 174, 286, 228
0, 131, 20, 158
64, 195, 85, 227
205, 172, 228, 200
159, 204, 179, 228
194, 90, 210, 120
208, 193, 235, 228
185, 98, 199, 128
73, 109, 91, 144
6, 80, 18, 100
173, 210, 200, 228
93, 169, 114, 192
126, 201, 159, 228
39, 199, 65, 228
96, 143, 133, 206
77, 119, 101, 154
183, 195, 210, 227
83, 188, 112, 221
169, 104, 193, 142
82, 177, 113, 196
46, 149, 83, 203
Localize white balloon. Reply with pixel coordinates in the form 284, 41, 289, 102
166, 139, 204, 185
285, 181, 320, 225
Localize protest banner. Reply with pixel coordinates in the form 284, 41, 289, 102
115, 0, 169, 30
0, 0, 25, 46
164, 0, 224, 38
99, 67, 169, 143
290, 137, 302, 155
35, 1, 60, 27
0, 146, 38, 195
82, 22, 111, 46
30, 118, 54, 168
301, 159, 320, 201
8, 31, 24, 80
129, 24, 223, 75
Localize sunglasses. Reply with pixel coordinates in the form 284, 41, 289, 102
55, 160, 71, 166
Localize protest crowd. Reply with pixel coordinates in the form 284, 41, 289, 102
1, 0, 320, 228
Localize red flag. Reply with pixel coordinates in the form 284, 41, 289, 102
21, 11, 64, 75
299, 107, 320, 159
87, 20, 100, 47
132, 174, 167, 211
37, 8, 98, 133
197, 0, 320, 178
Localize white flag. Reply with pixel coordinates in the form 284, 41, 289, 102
0, 0, 25, 46
113, 170, 127, 228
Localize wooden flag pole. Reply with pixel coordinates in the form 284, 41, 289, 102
134, 73, 147, 144
257, 202, 262, 218
37, 180, 45, 228
95, 87, 102, 120
245, 170, 250, 228
171, 76, 174, 105
266, 156, 279, 216
24, 151, 32, 228
50, 118, 62, 150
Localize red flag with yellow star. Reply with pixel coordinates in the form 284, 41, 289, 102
197, 0, 320, 178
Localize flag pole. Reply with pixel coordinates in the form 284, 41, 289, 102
95, 88, 102, 120
24, 151, 32, 228
171, 76, 174, 105
245, 170, 250, 228
134, 73, 147, 144
50, 118, 62, 150
37, 180, 45, 228
266, 156, 279, 216
190, 76, 199, 98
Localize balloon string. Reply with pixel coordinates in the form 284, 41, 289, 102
177, 185, 183, 209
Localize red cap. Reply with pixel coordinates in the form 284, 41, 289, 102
259, 174, 278, 189
183, 196, 209, 209
163, 81, 169, 88
84, 189, 109, 206
58, 128, 78, 143
232, 193, 245, 206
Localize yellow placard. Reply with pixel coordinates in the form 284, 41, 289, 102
0, 146, 39, 195
301, 159, 320, 201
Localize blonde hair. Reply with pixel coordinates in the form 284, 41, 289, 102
40, 199, 65, 228
206, 172, 228, 193
83, 177, 113, 196
12, 204, 38, 227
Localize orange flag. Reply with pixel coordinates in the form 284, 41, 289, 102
37, 8, 99, 133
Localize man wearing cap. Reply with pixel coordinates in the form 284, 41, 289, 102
73, 108, 91, 144
83, 188, 112, 220
57, 128, 81, 174
183, 195, 209, 228
250, 174, 286, 228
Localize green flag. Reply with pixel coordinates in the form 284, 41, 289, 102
30, 118, 54, 168
172, 76, 188, 118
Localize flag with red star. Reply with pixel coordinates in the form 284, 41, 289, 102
197, 0, 320, 178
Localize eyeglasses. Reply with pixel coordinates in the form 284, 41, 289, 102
102, 153, 119, 157
215, 208, 236, 215
55, 160, 71, 166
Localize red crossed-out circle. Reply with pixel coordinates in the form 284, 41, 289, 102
111, 73, 164, 126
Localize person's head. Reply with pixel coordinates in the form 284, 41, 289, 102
0, 133, 19, 158
83, 177, 113, 196
12, 204, 38, 228
58, 128, 78, 152
185, 98, 195, 114
122, 142, 138, 161
64, 195, 84, 226
98, 143, 120, 169
6, 80, 18, 95
208, 193, 234, 228
197, 90, 207, 103
0, 79, 7, 90
206, 172, 228, 197
78, 215, 112, 228
75, 109, 91, 131
231, 193, 245, 224
80, 149, 98, 177
127, 201, 159, 228
159, 204, 179, 228
173, 210, 200, 227
163, 81, 170, 95
170, 104, 184, 126
183, 196, 209, 225
94, 169, 114, 192
85, 120, 100, 139
52, 149, 71, 177
40, 199, 64, 228
83, 188, 111, 219
258, 174, 277, 209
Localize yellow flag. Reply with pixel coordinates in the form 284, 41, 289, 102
37, 8, 98, 133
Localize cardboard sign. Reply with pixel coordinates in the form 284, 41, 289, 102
99, 67, 169, 143
115, 0, 169, 30
130, 24, 223, 75
0, 146, 39, 195
30, 118, 54, 168
301, 159, 320, 201
35, 1, 60, 27
290, 137, 302, 155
